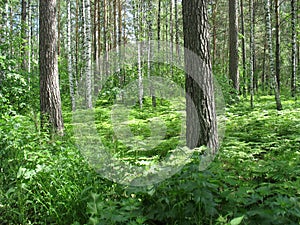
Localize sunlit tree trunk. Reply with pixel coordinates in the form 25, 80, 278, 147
67, 0, 75, 111
174, 0, 179, 60
82, 0, 93, 108
182, 0, 218, 151
265, 0, 282, 110
39, 0, 64, 134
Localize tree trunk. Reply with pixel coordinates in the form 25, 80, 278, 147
82, 0, 93, 109
291, 0, 297, 97
265, 0, 282, 110
250, 0, 254, 108
21, 0, 28, 71
182, 0, 218, 152
39, 0, 64, 134
240, 0, 246, 96
67, 0, 75, 111
275, 0, 281, 91
229, 0, 239, 91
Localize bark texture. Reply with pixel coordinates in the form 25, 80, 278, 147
182, 0, 218, 151
39, 0, 64, 133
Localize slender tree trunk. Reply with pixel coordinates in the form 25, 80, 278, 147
82, 0, 93, 108
67, 0, 75, 111
291, 0, 297, 97
169, 0, 173, 76
39, 0, 64, 134
240, 0, 246, 96
21, 0, 28, 71
75, 0, 79, 83
262, 38, 267, 92
57, 0, 60, 56
275, 0, 280, 91
250, 0, 254, 108
212, 0, 218, 64
182, 0, 218, 152
174, 0, 179, 59
229, 0, 239, 91
265, 0, 282, 110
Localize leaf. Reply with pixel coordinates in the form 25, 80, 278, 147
230, 216, 244, 225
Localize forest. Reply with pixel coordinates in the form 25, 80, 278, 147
0, 0, 300, 224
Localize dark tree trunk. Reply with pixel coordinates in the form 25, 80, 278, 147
229, 0, 239, 91
182, 0, 218, 152
275, 0, 281, 91
39, 0, 64, 134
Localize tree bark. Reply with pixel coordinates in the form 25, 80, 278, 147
275, 0, 281, 91
291, 0, 297, 97
182, 0, 218, 152
82, 0, 93, 109
67, 0, 75, 111
250, 0, 254, 108
265, 0, 282, 110
229, 0, 239, 91
240, 0, 246, 96
39, 0, 64, 134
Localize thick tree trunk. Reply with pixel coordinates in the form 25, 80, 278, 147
229, 0, 239, 91
182, 0, 218, 152
39, 0, 64, 134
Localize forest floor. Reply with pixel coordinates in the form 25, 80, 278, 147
1, 95, 300, 224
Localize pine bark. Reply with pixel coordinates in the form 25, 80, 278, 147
182, 0, 218, 151
39, 0, 64, 133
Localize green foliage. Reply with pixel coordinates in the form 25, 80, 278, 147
0, 55, 30, 114
1, 95, 300, 224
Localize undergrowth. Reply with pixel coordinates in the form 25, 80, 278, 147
1, 96, 300, 224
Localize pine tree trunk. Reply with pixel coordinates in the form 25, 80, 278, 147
265, 0, 282, 110
39, 0, 64, 134
229, 0, 239, 91
182, 0, 218, 152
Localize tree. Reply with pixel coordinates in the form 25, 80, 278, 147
82, 0, 93, 109
291, 0, 297, 97
67, 0, 75, 111
275, 0, 281, 91
229, 0, 239, 91
182, 0, 218, 151
249, 0, 254, 108
39, 0, 64, 133
265, 0, 282, 110
240, 0, 246, 96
